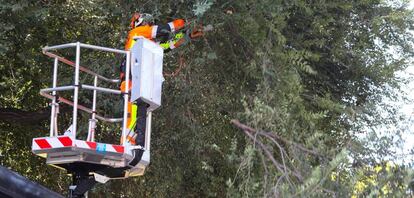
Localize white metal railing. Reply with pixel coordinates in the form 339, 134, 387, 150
41, 42, 131, 144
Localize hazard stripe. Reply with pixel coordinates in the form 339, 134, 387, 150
33, 137, 124, 154
112, 145, 124, 153
86, 141, 97, 149
35, 139, 52, 149
58, 136, 72, 147
48, 138, 62, 148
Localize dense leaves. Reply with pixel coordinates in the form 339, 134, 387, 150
1, 0, 414, 197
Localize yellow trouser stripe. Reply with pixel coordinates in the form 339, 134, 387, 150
129, 104, 137, 129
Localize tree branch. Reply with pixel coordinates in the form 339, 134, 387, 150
231, 119, 324, 158
232, 120, 304, 182
0, 106, 71, 125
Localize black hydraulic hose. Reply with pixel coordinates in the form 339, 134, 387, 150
0, 165, 64, 198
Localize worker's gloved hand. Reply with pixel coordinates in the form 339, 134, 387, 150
189, 25, 204, 39
190, 30, 203, 39
173, 37, 190, 48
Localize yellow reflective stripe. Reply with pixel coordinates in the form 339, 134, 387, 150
175, 32, 184, 39
159, 32, 184, 49
128, 104, 137, 129
159, 42, 170, 49
129, 39, 136, 50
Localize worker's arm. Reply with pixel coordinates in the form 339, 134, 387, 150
153, 19, 186, 39
159, 25, 205, 51
159, 32, 189, 51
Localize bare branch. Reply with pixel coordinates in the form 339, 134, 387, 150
231, 119, 324, 158
233, 120, 304, 182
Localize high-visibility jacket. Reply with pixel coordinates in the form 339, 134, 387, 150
120, 18, 187, 89
120, 19, 185, 81
124, 19, 185, 50
122, 18, 188, 79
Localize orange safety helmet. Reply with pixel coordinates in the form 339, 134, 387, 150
129, 13, 154, 29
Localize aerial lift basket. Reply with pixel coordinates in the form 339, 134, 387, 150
32, 38, 164, 182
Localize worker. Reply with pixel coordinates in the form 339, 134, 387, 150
120, 13, 203, 165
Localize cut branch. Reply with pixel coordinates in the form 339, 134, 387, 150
231, 119, 324, 158
232, 120, 304, 182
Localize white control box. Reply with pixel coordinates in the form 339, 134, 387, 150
130, 37, 164, 111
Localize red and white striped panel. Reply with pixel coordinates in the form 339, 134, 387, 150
75, 140, 124, 154
32, 136, 125, 154
32, 136, 74, 150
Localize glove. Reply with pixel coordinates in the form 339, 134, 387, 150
190, 30, 203, 39
189, 25, 204, 39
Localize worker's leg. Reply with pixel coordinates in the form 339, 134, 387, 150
124, 102, 137, 145
124, 101, 146, 167
135, 101, 148, 147
119, 59, 126, 81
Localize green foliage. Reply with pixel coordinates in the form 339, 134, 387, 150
193, 0, 214, 17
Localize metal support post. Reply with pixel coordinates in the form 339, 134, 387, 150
72, 42, 81, 138
87, 76, 98, 142
53, 105, 58, 136
49, 57, 59, 137
121, 52, 131, 146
